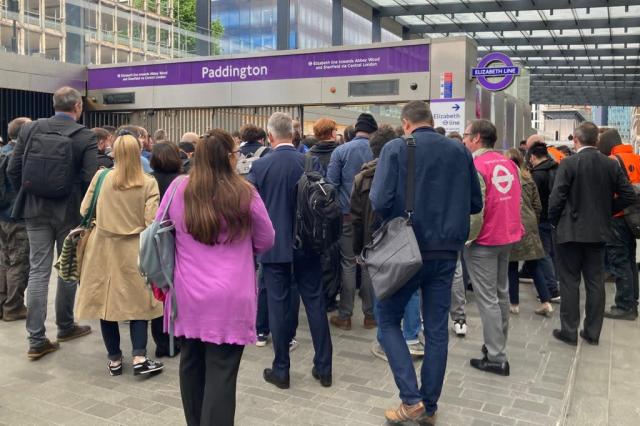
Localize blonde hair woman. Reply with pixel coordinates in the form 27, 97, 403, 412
76, 134, 164, 376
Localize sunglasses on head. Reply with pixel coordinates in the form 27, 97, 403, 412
117, 129, 136, 137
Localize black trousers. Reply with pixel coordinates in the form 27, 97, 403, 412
556, 242, 606, 340
179, 338, 244, 426
262, 250, 333, 380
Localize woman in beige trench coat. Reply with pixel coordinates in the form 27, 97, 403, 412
75, 134, 164, 377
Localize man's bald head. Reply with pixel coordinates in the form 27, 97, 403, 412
526, 134, 544, 149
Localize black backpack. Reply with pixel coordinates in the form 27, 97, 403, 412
294, 157, 342, 253
21, 119, 82, 199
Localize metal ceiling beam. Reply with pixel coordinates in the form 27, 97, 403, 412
531, 90, 640, 96
377, 0, 631, 17
482, 48, 640, 58
531, 94, 640, 100
531, 94, 639, 101
475, 34, 640, 47
407, 17, 638, 34
530, 98, 639, 106
531, 75, 640, 82
524, 59, 640, 66
528, 67, 640, 75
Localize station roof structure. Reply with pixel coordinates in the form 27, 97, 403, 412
364, 0, 640, 106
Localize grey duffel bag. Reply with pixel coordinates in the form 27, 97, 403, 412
362, 136, 422, 301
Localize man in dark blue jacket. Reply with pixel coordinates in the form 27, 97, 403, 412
248, 112, 333, 389
370, 101, 483, 424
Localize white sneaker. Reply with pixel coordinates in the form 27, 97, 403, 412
289, 338, 298, 352
453, 319, 467, 337
256, 333, 268, 347
407, 341, 425, 357
371, 341, 388, 362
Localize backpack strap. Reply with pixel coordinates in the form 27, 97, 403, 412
404, 135, 416, 222
614, 154, 632, 181
159, 175, 187, 222
165, 175, 187, 358
254, 146, 267, 158
303, 155, 315, 173
60, 122, 85, 138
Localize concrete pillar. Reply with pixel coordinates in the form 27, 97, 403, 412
371, 8, 381, 43
65, 0, 84, 63
402, 26, 410, 40
276, 0, 290, 50
332, 0, 343, 46
195, 0, 210, 55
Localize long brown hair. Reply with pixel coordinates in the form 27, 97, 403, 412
505, 148, 531, 180
184, 129, 253, 245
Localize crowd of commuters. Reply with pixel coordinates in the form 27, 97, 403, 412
1, 85, 639, 426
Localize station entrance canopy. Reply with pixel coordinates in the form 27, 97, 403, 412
87, 38, 531, 148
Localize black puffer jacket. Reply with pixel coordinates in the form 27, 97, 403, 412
531, 158, 558, 223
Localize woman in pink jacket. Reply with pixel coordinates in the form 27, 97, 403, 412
157, 129, 275, 426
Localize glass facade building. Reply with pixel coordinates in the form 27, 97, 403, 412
212, 0, 401, 54
608, 106, 633, 143
0, 0, 210, 65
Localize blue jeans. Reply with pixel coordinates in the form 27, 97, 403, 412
538, 221, 559, 294
377, 259, 456, 416
25, 218, 77, 348
376, 290, 421, 343
100, 319, 148, 361
508, 261, 551, 304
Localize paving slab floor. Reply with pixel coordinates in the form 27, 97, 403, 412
1, 274, 630, 426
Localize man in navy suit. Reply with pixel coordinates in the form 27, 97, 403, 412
248, 112, 333, 389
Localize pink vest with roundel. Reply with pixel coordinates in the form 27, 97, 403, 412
474, 150, 524, 246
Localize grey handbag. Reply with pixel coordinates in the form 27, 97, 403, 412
138, 175, 186, 356
362, 136, 423, 301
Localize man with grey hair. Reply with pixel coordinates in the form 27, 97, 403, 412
550, 122, 635, 346
7, 86, 97, 360
248, 112, 333, 390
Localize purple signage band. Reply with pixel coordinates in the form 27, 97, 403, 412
88, 44, 429, 90
472, 52, 519, 91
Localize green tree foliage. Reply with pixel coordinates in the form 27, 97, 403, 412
174, 0, 225, 55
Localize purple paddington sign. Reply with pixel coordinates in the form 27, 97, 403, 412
472, 52, 520, 91
88, 44, 429, 90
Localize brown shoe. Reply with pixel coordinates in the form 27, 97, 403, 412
28, 339, 60, 360
363, 314, 377, 329
384, 401, 427, 424
330, 315, 351, 330
3, 306, 27, 322
57, 323, 92, 342
417, 411, 437, 426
